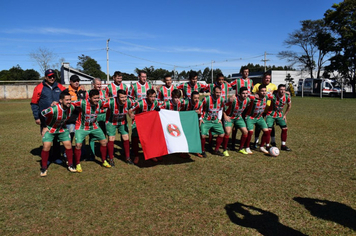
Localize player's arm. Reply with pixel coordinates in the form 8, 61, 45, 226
30, 85, 42, 125
283, 100, 292, 121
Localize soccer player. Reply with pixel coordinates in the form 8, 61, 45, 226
230, 66, 254, 95
129, 89, 160, 164
39, 91, 75, 177
206, 73, 232, 103
31, 69, 66, 164
244, 84, 273, 154
159, 89, 184, 111
200, 86, 225, 157
182, 91, 203, 115
106, 89, 135, 165
72, 90, 111, 172
129, 70, 153, 100
222, 87, 253, 156
177, 71, 208, 99
158, 75, 176, 102
266, 84, 292, 151
105, 71, 128, 97
252, 72, 277, 149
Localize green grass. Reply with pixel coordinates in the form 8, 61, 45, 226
1, 97, 356, 235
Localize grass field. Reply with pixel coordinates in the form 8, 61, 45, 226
1, 97, 356, 235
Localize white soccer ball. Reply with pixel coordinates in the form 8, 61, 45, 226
269, 147, 280, 157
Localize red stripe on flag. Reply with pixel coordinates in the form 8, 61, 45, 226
135, 111, 168, 160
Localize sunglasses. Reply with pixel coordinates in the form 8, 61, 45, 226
48, 76, 55, 79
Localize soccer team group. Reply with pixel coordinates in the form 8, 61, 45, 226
30, 67, 291, 177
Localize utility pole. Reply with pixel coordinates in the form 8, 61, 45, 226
106, 38, 110, 82
261, 51, 269, 72
211, 60, 214, 83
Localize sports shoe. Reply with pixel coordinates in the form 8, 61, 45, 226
223, 150, 229, 157
238, 149, 248, 155
281, 145, 291, 151
76, 164, 82, 173
245, 147, 253, 154
109, 159, 115, 167
201, 152, 207, 158
213, 150, 224, 156
68, 165, 77, 173
102, 160, 112, 168
259, 147, 269, 154
40, 168, 47, 177
271, 142, 277, 147
126, 158, 134, 165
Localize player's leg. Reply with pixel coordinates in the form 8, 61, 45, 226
270, 125, 276, 146
276, 117, 291, 151
74, 129, 89, 173
200, 121, 212, 157
58, 130, 76, 172
222, 120, 233, 156
256, 117, 270, 154
40, 141, 52, 177
236, 118, 248, 154
212, 121, 225, 156
117, 123, 132, 164
131, 122, 140, 164
106, 123, 117, 165
92, 128, 110, 167
231, 125, 238, 150
244, 118, 256, 154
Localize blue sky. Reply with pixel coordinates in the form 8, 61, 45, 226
0, 0, 338, 77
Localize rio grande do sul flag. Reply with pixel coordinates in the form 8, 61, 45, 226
135, 109, 202, 160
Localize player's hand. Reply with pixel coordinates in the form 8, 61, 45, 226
283, 115, 287, 123
35, 119, 41, 125
51, 101, 58, 106
41, 127, 48, 137
218, 119, 222, 124
199, 119, 204, 126
254, 94, 260, 99
195, 110, 201, 115
80, 85, 86, 91
225, 116, 231, 122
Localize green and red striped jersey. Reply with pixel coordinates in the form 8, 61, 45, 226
205, 82, 231, 102
72, 99, 109, 130
160, 99, 183, 111
230, 78, 254, 95
176, 82, 208, 98
105, 82, 128, 98
267, 93, 291, 118
246, 94, 273, 119
225, 96, 252, 120
106, 97, 134, 125
41, 104, 75, 133
182, 99, 203, 112
88, 89, 107, 113
129, 81, 153, 100
158, 84, 177, 101
201, 95, 224, 121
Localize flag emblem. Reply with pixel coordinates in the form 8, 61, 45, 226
167, 124, 181, 137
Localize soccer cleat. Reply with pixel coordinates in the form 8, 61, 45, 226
76, 164, 82, 173
201, 152, 207, 158
281, 145, 291, 151
238, 149, 248, 155
223, 150, 229, 157
40, 168, 48, 177
213, 150, 224, 156
271, 142, 277, 147
126, 158, 134, 165
102, 160, 112, 168
109, 159, 115, 167
245, 147, 253, 154
259, 147, 269, 154
67, 165, 77, 173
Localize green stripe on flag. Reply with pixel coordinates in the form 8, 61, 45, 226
179, 111, 202, 153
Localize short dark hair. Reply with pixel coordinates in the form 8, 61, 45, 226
240, 66, 249, 73
138, 70, 147, 77
191, 91, 199, 98
117, 89, 126, 96
216, 73, 224, 80
113, 71, 122, 77
59, 90, 70, 100
263, 71, 271, 77
213, 86, 222, 93
163, 75, 172, 81
188, 71, 198, 80
278, 84, 286, 90
171, 89, 181, 98
89, 89, 99, 98
259, 84, 267, 90
239, 87, 248, 94
146, 89, 156, 97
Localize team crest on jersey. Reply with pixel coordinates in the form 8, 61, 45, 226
167, 124, 181, 137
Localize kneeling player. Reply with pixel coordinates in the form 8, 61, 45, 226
200, 86, 225, 156
223, 87, 253, 156
40, 91, 75, 176
72, 90, 111, 172
266, 84, 292, 151
106, 89, 135, 165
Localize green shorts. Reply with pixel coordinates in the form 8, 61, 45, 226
266, 115, 287, 128
106, 122, 129, 136
75, 128, 106, 144
224, 117, 246, 129
42, 130, 71, 143
97, 113, 106, 122
246, 116, 268, 131
200, 119, 224, 136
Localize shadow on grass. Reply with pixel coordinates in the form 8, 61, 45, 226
294, 197, 356, 231
224, 202, 306, 236
134, 153, 195, 168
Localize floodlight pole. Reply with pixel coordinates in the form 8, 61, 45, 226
106, 38, 110, 82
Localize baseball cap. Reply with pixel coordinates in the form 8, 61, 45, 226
70, 75, 80, 82
45, 69, 55, 77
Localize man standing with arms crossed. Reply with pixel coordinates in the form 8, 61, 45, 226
40, 91, 76, 176
31, 69, 66, 164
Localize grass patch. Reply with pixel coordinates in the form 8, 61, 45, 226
0, 97, 356, 235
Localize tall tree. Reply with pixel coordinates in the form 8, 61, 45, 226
324, 0, 356, 94
29, 47, 57, 75
278, 19, 333, 78
77, 54, 106, 79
